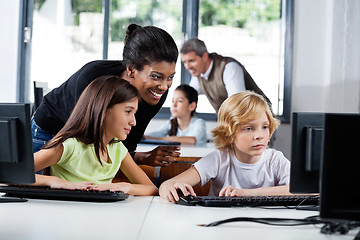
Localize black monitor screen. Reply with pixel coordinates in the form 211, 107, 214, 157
0, 103, 35, 185
290, 112, 325, 194
320, 113, 360, 221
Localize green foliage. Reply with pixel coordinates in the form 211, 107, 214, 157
109, 0, 182, 41
34, 0, 280, 40
200, 0, 281, 28
110, 0, 156, 41
72, 0, 103, 26
34, 0, 46, 10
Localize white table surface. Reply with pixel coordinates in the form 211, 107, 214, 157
0, 195, 152, 240
139, 197, 358, 240
0, 195, 358, 240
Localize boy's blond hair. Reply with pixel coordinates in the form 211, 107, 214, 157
212, 91, 280, 151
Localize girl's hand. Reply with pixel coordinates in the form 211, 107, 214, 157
49, 178, 94, 191
90, 182, 132, 193
219, 185, 248, 197
159, 182, 196, 203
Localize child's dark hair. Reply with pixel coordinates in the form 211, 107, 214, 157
169, 84, 198, 136
123, 24, 179, 71
43, 76, 140, 164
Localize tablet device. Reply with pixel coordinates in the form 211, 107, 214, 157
140, 139, 181, 146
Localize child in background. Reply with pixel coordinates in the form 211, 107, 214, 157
144, 84, 207, 144
159, 91, 290, 202
33, 76, 158, 196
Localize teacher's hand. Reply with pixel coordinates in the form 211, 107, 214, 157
135, 145, 180, 166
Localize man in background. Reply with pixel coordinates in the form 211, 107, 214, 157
180, 38, 270, 112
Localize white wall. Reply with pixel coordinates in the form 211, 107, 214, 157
327, 0, 360, 113
272, 0, 360, 159
291, 0, 360, 113
0, 0, 20, 102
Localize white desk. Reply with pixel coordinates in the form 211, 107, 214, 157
0, 195, 153, 240
0, 196, 358, 240
140, 197, 358, 240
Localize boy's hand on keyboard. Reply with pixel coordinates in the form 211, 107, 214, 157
159, 182, 196, 203
220, 185, 291, 197
219, 186, 247, 197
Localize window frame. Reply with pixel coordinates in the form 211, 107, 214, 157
23, 0, 293, 122
18, 0, 33, 103
155, 0, 293, 123
281, 0, 294, 123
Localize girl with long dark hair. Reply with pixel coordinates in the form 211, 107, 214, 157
33, 76, 157, 195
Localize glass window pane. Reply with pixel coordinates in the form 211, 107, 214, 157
30, 0, 104, 94
107, 0, 183, 108
198, 0, 284, 115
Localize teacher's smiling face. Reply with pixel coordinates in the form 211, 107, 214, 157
127, 61, 176, 106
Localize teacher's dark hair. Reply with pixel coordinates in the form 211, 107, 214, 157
123, 24, 179, 71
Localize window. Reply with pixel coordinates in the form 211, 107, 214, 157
198, 0, 284, 116
27, 0, 292, 122
29, 0, 183, 107
30, 0, 104, 91
106, 0, 183, 109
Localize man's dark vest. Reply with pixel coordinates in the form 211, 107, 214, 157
197, 53, 271, 112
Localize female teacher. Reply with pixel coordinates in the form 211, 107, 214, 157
32, 23, 180, 167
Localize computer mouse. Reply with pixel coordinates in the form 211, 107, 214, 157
175, 189, 199, 206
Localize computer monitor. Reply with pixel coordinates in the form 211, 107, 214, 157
0, 103, 35, 202
290, 112, 325, 194
320, 113, 360, 221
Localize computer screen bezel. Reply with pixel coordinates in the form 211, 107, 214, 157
289, 112, 325, 194
0, 103, 35, 185
320, 113, 360, 221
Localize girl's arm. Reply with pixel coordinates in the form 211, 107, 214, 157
159, 166, 201, 203
34, 146, 64, 172
34, 174, 94, 190
219, 185, 291, 197
33, 146, 93, 190
119, 152, 158, 196
92, 153, 158, 196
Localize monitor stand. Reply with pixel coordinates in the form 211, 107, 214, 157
296, 205, 319, 211
0, 196, 27, 203
355, 230, 360, 240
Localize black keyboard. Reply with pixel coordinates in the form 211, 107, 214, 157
0, 185, 129, 202
177, 194, 319, 208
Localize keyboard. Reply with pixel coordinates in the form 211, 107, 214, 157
177, 194, 320, 208
0, 185, 129, 202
